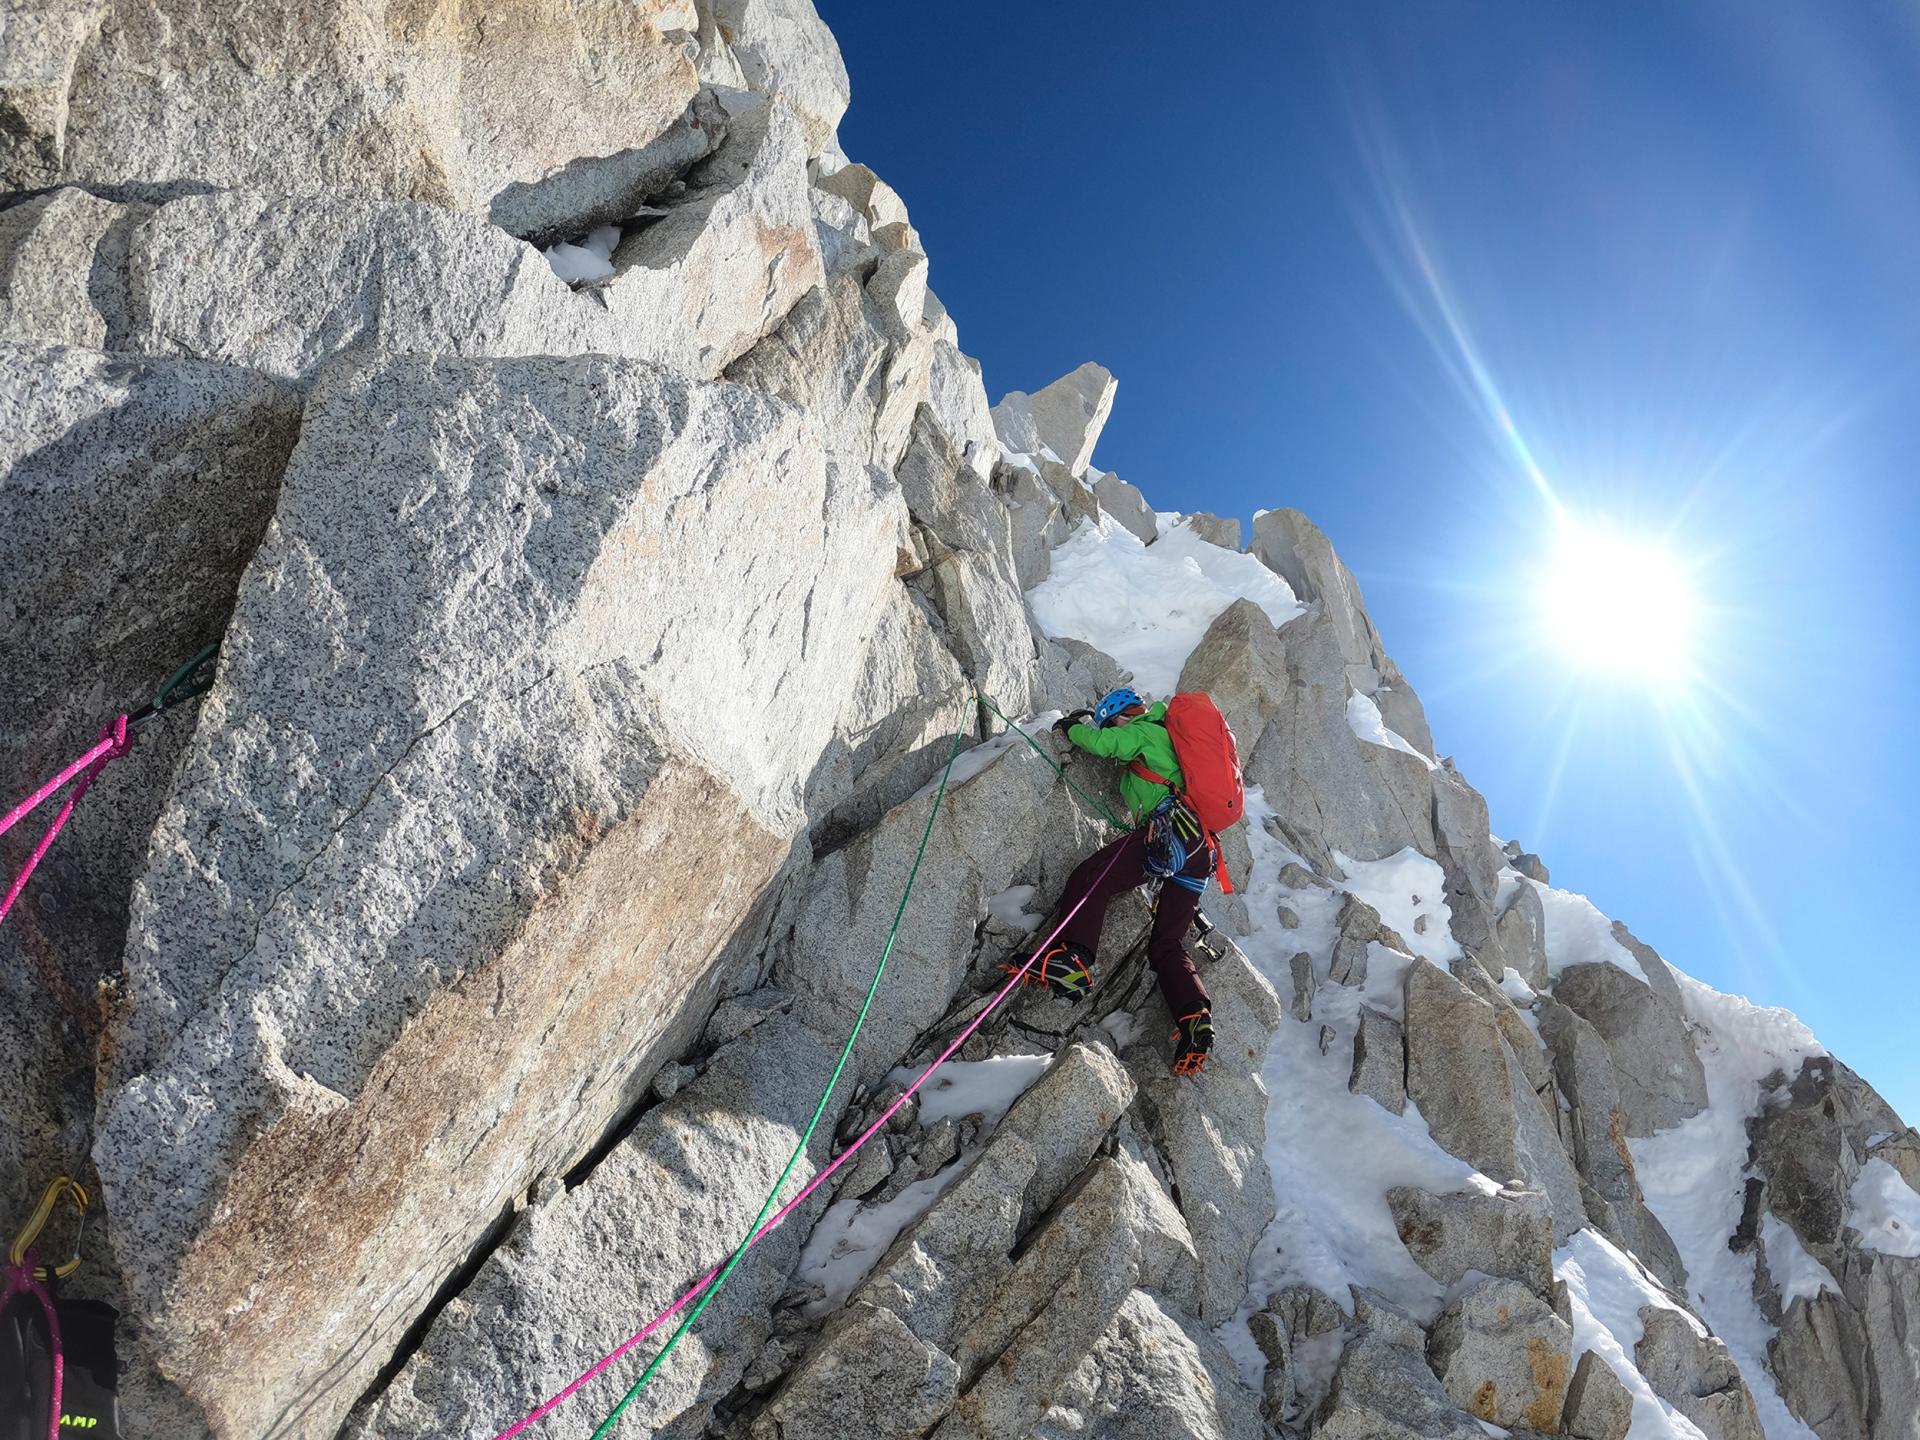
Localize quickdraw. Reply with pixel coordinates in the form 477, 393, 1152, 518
1, 643, 221, 928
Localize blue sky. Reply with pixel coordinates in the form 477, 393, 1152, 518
822, 2, 1920, 1115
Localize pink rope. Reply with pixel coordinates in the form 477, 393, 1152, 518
492, 842, 1128, 1440
0, 716, 132, 925
3, 1254, 64, 1440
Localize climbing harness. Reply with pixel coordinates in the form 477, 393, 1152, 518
2, 1177, 120, 1440
0, 643, 220, 927
1143, 795, 1212, 894
497, 691, 1130, 1439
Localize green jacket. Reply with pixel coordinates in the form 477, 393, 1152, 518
1067, 701, 1183, 824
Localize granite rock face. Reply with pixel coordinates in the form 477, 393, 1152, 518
1, 341, 300, 1234
990, 360, 1116, 473
5, 6, 1913, 1440
1634, 1306, 1766, 1440
1387, 1184, 1556, 1296
1403, 962, 1585, 1240
1427, 1276, 1573, 1430
2, 97, 817, 384
95, 353, 897, 1437
1553, 958, 1708, 1136
8, 0, 706, 226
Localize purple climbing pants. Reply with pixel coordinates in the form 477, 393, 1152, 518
1056, 828, 1212, 1019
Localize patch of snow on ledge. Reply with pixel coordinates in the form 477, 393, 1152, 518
543, 223, 621, 281
1528, 879, 1648, 983
1028, 517, 1301, 696
1848, 1158, 1920, 1258
796, 1055, 1053, 1314
1332, 847, 1458, 967
893, 1052, 1052, 1130
984, 884, 1044, 935
1761, 1212, 1840, 1302
1555, 1229, 1714, 1440
1345, 690, 1438, 770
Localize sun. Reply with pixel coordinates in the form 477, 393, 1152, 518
1538, 524, 1700, 686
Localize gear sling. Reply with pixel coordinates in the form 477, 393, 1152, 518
1128, 691, 1243, 894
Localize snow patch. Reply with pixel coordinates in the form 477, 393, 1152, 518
543, 223, 622, 281
1528, 878, 1648, 983
795, 1056, 1052, 1314
1497, 969, 1543, 1040
891, 1053, 1052, 1130
1495, 865, 1525, 913
1219, 790, 1491, 1390
1497, 968, 1538, 1006
1345, 690, 1437, 770
1027, 516, 1302, 697
1331, 847, 1459, 967
1847, 1158, 1920, 1258
1760, 1212, 1840, 1303
1633, 971, 1825, 1440
1100, 1010, 1145, 1051
1555, 1229, 1714, 1440
985, 884, 1045, 935
796, 1168, 966, 1315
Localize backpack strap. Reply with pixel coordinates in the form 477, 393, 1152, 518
1128, 759, 1170, 787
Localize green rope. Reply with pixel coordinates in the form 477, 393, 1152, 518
975, 694, 1127, 831
589, 692, 977, 1438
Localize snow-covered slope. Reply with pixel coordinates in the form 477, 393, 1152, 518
1025, 452, 1916, 1440
2, 5, 1913, 1440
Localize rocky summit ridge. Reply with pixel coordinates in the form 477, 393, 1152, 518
2, 5, 1916, 1440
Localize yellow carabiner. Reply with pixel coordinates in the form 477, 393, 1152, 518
8, 1175, 90, 1281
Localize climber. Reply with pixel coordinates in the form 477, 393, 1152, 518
1017, 687, 1244, 1077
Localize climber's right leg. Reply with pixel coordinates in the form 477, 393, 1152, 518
1008, 830, 1149, 997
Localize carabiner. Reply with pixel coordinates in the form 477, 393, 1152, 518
8, 1174, 90, 1281
130, 641, 220, 729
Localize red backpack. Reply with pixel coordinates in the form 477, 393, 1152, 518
1128, 692, 1245, 890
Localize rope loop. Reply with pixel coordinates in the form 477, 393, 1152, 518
99, 714, 131, 761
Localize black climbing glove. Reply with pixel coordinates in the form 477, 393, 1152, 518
1052, 708, 1094, 737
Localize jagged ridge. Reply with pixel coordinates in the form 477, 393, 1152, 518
2, 5, 1917, 1440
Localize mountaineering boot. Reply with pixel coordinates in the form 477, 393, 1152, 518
1004, 940, 1097, 1001
1172, 1009, 1213, 1076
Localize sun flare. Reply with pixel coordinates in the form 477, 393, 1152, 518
1538, 525, 1699, 686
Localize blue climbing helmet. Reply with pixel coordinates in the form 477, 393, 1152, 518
1094, 687, 1144, 727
